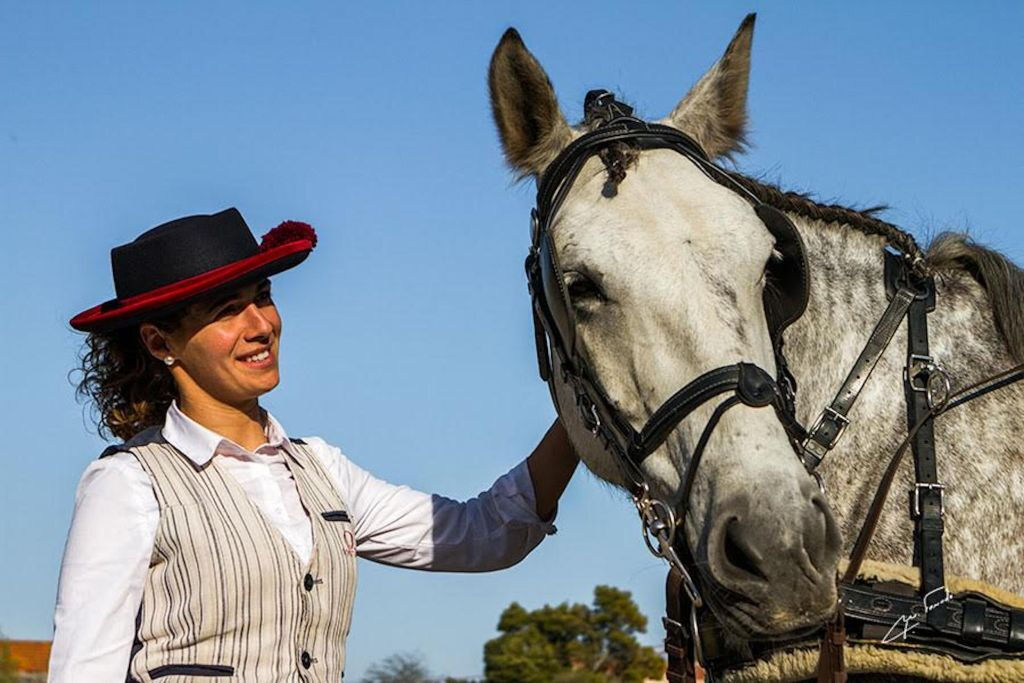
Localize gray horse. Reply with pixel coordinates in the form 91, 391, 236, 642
488, 13, 1024, 682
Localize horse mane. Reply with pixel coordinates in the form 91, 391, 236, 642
926, 233, 1024, 363
732, 173, 1024, 364
590, 140, 1024, 363
596, 140, 929, 262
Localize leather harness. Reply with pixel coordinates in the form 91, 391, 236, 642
525, 90, 1024, 682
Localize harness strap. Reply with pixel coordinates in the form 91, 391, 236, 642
636, 364, 775, 462
815, 606, 848, 683
807, 362, 1024, 678
899, 259, 947, 605
704, 579, 1024, 676
664, 569, 698, 683
801, 280, 918, 469
841, 582, 1024, 656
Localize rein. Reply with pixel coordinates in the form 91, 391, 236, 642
526, 91, 1024, 682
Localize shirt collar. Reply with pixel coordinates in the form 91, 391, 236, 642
162, 400, 299, 468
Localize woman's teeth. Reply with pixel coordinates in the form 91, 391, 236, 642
243, 350, 270, 363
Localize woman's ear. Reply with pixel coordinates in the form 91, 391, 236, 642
139, 323, 174, 362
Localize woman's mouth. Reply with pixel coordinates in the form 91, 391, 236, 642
239, 349, 274, 368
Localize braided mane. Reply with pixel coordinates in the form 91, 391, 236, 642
594, 142, 1024, 363
727, 174, 926, 266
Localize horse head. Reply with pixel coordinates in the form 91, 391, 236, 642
489, 15, 842, 637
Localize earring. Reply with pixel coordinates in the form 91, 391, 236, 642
164, 356, 175, 366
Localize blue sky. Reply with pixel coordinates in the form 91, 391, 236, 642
1, 2, 1021, 679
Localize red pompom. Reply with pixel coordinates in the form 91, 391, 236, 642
259, 221, 317, 252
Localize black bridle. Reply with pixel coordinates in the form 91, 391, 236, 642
525, 91, 1024, 681
526, 90, 818, 665
528, 92, 810, 491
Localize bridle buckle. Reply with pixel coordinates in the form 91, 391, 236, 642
913, 482, 945, 518
802, 407, 850, 468
578, 398, 602, 436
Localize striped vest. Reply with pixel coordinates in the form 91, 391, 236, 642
106, 431, 357, 682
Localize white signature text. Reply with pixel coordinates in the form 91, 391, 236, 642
881, 586, 952, 644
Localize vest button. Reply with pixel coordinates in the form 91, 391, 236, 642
304, 573, 314, 591
301, 651, 312, 669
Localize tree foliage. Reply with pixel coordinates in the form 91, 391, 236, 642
484, 586, 665, 683
363, 651, 431, 683
0, 634, 15, 683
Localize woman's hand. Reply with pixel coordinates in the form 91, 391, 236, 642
526, 419, 579, 521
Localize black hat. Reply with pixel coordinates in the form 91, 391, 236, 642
70, 207, 316, 332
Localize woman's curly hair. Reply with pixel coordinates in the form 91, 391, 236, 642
72, 309, 188, 442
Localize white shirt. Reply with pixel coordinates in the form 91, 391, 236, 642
49, 402, 555, 682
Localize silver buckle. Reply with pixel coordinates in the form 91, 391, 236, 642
576, 394, 602, 436
913, 482, 945, 518
585, 403, 601, 436
803, 407, 851, 462
905, 354, 935, 393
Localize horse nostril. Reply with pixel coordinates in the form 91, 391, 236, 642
723, 518, 769, 583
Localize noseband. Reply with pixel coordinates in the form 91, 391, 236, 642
525, 91, 1024, 681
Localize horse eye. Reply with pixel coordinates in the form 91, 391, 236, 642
564, 272, 606, 305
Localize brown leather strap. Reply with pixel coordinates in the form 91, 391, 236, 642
816, 607, 847, 683
665, 569, 697, 683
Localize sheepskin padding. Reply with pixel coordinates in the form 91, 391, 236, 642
719, 560, 1024, 682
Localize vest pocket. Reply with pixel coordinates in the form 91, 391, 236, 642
149, 664, 235, 678
321, 510, 351, 522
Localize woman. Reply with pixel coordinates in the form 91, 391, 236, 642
52, 207, 578, 681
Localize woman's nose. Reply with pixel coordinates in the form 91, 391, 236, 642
242, 303, 274, 337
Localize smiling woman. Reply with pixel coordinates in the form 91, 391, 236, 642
53, 207, 579, 682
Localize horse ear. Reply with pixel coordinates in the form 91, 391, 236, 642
662, 13, 755, 160
489, 28, 572, 177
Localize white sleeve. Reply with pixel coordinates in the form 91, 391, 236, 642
48, 453, 157, 683
304, 437, 557, 571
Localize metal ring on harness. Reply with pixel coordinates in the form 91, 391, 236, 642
926, 367, 952, 411
639, 496, 678, 557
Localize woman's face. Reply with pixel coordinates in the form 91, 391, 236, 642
145, 278, 282, 408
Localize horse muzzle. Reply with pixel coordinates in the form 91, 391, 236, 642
701, 476, 842, 637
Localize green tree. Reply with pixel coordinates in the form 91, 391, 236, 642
483, 586, 665, 683
0, 631, 16, 683
363, 651, 431, 683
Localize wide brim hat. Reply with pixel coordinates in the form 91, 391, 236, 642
70, 207, 317, 332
